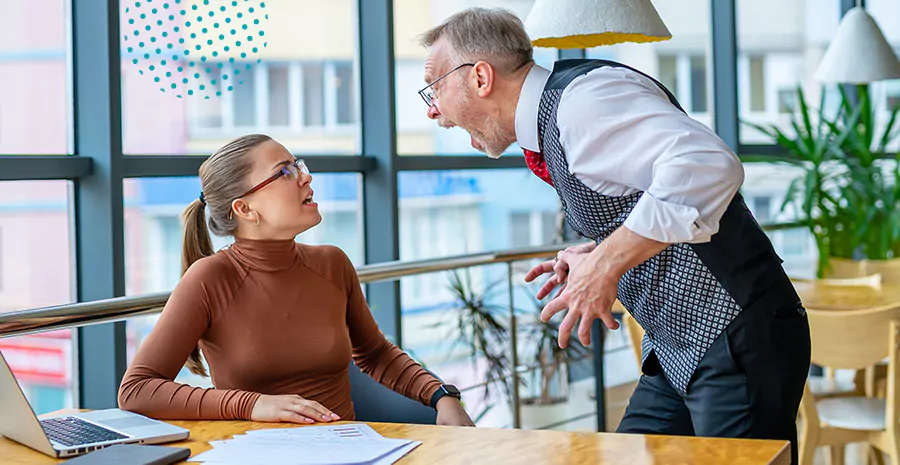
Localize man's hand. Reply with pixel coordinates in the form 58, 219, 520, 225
540, 263, 620, 348
524, 242, 597, 300
528, 228, 670, 349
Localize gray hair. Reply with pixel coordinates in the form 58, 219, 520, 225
420, 7, 533, 74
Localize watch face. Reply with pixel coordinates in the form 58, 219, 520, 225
444, 384, 461, 397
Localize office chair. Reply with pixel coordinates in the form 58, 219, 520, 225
347, 362, 438, 425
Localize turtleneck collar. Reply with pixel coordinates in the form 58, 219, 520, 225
226, 236, 301, 271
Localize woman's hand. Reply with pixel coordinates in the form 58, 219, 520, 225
250, 394, 341, 424
435, 396, 475, 427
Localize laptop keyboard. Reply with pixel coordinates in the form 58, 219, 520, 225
40, 416, 127, 447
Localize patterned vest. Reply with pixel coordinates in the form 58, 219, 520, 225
538, 59, 800, 392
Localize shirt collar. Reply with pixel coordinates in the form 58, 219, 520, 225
515, 64, 551, 152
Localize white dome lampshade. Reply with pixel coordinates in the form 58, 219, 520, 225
524, 0, 672, 49
815, 7, 900, 84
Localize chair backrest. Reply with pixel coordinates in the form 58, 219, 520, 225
347, 362, 437, 425
802, 306, 900, 438
807, 305, 900, 370
622, 312, 644, 369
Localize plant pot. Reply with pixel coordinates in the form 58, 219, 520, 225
826, 257, 900, 284
520, 357, 570, 406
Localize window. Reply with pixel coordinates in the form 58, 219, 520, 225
777, 88, 798, 114
657, 55, 678, 97
738, 0, 842, 143
0, 181, 76, 414
748, 56, 766, 112
335, 62, 355, 125
268, 64, 290, 127
689, 56, 708, 113
742, 164, 817, 279
232, 64, 257, 128
585, 0, 713, 128
751, 196, 772, 223
398, 168, 560, 427
0, 0, 71, 154
303, 64, 326, 127
124, 173, 363, 385
393, 0, 559, 155
121, 0, 359, 155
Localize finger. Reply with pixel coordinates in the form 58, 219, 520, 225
536, 275, 560, 300
578, 311, 593, 347
282, 411, 315, 424
553, 282, 567, 299
557, 310, 580, 349
552, 259, 568, 284
524, 260, 555, 282
295, 401, 338, 422
598, 308, 620, 331
540, 294, 568, 322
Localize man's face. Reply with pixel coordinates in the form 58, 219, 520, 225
423, 38, 515, 158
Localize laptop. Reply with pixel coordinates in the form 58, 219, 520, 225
0, 351, 189, 458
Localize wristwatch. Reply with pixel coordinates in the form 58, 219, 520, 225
429, 384, 461, 409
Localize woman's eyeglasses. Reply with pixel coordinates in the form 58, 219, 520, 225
237, 158, 310, 199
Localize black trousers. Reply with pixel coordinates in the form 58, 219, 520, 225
617, 302, 811, 465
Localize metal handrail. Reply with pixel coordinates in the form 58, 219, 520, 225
0, 241, 586, 338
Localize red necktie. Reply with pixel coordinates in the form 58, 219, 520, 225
523, 148, 554, 186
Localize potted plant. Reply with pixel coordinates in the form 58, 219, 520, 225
518, 287, 590, 405
823, 85, 900, 282
746, 84, 900, 280
441, 269, 514, 422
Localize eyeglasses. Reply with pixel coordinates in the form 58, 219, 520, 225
237, 158, 310, 199
418, 63, 475, 107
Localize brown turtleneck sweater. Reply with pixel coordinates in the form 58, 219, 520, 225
118, 238, 441, 421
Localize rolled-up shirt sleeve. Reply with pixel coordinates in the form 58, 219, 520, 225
557, 66, 744, 244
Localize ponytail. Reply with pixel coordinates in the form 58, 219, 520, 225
181, 198, 214, 377
177, 134, 271, 378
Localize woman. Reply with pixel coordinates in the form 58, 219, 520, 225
118, 134, 474, 426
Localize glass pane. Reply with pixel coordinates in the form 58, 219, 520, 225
0, 0, 71, 154
399, 169, 615, 430
737, 0, 842, 144
124, 173, 363, 384
866, 0, 900, 152
0, 181, 76, 414
120, 0, 359, 155
741, 162, 816, 278
585, 0, 714, 128
268, 64, 290, 126
394, 0, 558, 155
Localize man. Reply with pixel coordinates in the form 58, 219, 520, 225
419, 7, 810, 463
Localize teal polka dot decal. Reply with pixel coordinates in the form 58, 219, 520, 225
123, 0, 267, 98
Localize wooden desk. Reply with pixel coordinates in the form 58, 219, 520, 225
792, 279, 900, 311
2, 418, 789, 465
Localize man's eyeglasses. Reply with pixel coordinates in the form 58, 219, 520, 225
418, 63, 475, 107
238, 158, 310, 199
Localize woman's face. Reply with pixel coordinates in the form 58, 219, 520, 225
234, 140, 322, 239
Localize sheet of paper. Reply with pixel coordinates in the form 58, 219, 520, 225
369, 441, 421, 465
188, 423, 416, 465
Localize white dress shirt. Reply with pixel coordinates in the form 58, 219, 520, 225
515, 64, 744, 244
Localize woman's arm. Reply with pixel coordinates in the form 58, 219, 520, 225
117, 259, 260, 420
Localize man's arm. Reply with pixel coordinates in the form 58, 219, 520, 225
558, 66, 745, 244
